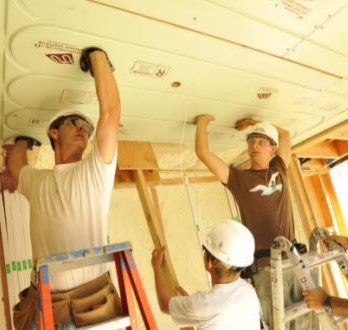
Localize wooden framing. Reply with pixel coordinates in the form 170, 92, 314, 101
319, 173, 348, 237
303, 174, 332, 228
288, 156, 317, 237
120, 141, 193, 329
293, 120, 348, 154
133, 169, 179, 292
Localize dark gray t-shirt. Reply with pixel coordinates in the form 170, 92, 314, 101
225, 155, 295, 251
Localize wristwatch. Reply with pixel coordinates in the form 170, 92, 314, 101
324, 296, 333, 313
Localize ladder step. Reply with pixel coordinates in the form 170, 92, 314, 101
278, 250, 347, 273
78, 315, 131, 330
37, 243, 158, 329
284, 301, 310, 322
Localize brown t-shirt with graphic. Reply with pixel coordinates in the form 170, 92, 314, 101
225, 155, 295, 251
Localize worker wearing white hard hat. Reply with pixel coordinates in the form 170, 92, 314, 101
9, 47, 123, 329
194, 116, 316, 329
246, 121, 279, 146
47, 109, 95, 149
151, 220, 261, 330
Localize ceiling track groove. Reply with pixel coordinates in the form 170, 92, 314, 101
205, 0, 348, 60
87, 0, 343, 79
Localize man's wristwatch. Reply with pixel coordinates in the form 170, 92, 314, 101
324, 296, 333, 313
14, 136, 42, 150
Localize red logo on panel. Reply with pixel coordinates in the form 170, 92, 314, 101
46, 53, 74, 64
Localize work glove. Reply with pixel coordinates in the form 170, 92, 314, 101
80, 47, 115, 77
14, 136, 42, 150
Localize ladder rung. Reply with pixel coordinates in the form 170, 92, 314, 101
277, 250, 347, 272
77, 315, 131, 329
35, 242, 133, 273
284, 301, 310, 322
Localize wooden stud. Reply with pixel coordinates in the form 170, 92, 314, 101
293, 120, 348, 153
334, 140, 348, 157
118, 141, 159, 170
288, 156, 317, 237
328, 131, 348, 140
133, 170, 178, 297
303, 175, 332, 228
295, 140, 339, 159
319, 173, 348, 237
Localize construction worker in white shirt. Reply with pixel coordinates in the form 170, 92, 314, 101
151, 219, 261, 330
8, 47, 122, 329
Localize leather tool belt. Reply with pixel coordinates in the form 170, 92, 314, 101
13, 272, 123, 330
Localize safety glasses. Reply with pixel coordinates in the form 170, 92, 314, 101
62, 117, 94, 136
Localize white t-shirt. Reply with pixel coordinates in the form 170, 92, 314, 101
169, 278, 260, 330
18, 142, 117, 291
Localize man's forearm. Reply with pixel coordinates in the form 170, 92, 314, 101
195, 123, 210, 159
8, 140, 28, 184
153, 268, 172, 314
89, 51, 120, 119
331, 296, 348, 317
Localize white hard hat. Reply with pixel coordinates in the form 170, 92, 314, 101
47, 109, 95, 135
247, 121, 278, 146
203, 220, 255, 267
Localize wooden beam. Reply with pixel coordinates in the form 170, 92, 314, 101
288, 156, 317, 237
304, 175, 332, 228
134, 170, 194, 330
133, 170, 191, 314
319, 173, 348, 236
300, 159, 328, 175
115, 169, 160, 186
296, 140, 339, 159
327, 131, 348, 141
115, 170, 218, 189
118, 141, 159, 170
334, 140, 348, 157
293, 120, 348, 154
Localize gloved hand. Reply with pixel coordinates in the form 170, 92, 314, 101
14, 136, 42, 150
80, 47, 115, 77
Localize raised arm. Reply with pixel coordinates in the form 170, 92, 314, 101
151, 246, 173, 314
7, 136, 41, 185
276, 126, 291, 168
7, 140, 28, 185
84, 49, 121, 163
195, 115, 229, 184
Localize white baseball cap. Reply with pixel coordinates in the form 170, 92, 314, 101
247, 121, 278, 146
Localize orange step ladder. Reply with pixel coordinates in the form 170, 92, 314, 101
35, 241, 157, 329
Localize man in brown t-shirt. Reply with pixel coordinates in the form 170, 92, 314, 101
195, 115, 314, 329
